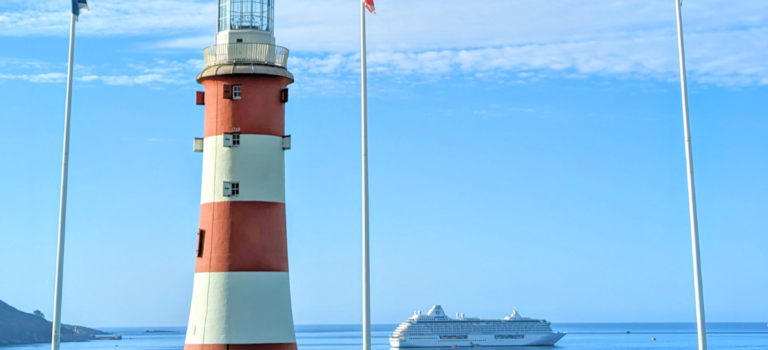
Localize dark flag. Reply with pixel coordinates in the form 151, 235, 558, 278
72, 0, 88, 18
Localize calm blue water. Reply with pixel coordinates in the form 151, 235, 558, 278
4, 323, 767, 350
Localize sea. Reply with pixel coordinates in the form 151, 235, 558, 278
4, 323, 768, 350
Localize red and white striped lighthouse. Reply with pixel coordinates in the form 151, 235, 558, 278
185, 1, 296, 349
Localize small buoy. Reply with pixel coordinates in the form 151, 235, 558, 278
652, 338, 656, 341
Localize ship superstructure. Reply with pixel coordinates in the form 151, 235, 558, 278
390, 305, 565, 348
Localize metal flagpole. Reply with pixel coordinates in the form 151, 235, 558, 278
51, 12, 77, 350
674, 1, 708, 350
360, 0, 372, 349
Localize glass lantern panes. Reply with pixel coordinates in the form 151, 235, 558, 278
219, 0, 274, 32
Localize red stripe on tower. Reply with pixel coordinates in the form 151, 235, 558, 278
185, 1, 297, 350
197, 202, 289, 273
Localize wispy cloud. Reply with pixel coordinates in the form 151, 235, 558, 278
290, 26, 768, 88
1, 0, 767, 88
0, 73, 67, 83
95, 74, 184, 86
0, 57, 53, 70
151, 36, 214, 50
0, 58, 202, 86
0, 0, 213, 37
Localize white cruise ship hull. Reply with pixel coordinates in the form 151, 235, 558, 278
390, 332, 566, 348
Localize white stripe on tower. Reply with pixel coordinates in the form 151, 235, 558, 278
185, 272, 296, 345
200, 135, 286, 204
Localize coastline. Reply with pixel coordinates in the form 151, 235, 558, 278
0, 300, 106, 346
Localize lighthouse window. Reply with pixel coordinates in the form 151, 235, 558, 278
196, 230, 205, 258
223, 181, 240, 197
223, 133, 240, 147
232, 85, 241, 100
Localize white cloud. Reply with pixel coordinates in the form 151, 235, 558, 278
279, 0, 768, 54
0, 57, 52, 70
128, 59, 204, 74
1, 0, 767, 86
0, 59, 199, 86
98, 74, 185, 85
0, 73, 66, 83
0, 0, 213, 37
290, 54, 356, 75
151, 36, 214, 50
290, 26, 768, 87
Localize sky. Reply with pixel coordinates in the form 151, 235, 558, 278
0, 0, 766, 328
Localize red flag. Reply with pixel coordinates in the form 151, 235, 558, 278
364, 0, 376, 14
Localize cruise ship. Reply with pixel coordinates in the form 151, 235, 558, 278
390, 305, 565, 348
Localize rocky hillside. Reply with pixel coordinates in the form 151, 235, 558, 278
0, 299, 106, 345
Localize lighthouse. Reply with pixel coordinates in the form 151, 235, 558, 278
185, 0, 296, 349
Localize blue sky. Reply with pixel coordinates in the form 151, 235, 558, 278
0, 0, 766, 327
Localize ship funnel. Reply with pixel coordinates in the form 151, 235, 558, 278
427, 305, 445, 316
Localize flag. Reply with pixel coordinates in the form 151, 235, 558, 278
364, 0, 376, 14
72, 0, 88, 18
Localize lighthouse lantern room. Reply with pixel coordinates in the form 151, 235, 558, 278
217, 0, 275, 45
